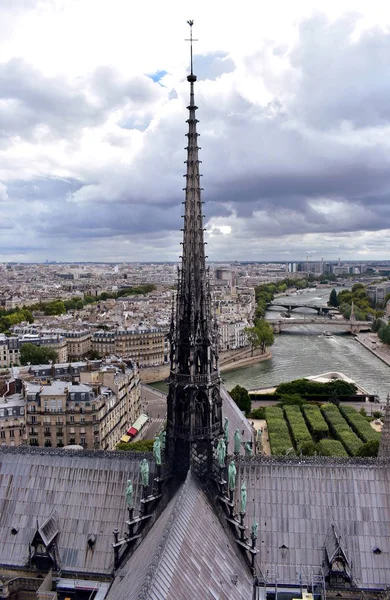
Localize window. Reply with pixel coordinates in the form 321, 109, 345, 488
80, 437, 86, 445
9, 430, 15, 438
31, 416, 36, 424
0, 431, 5, 439
0, 409, 4, 417
70, 416, 75, 423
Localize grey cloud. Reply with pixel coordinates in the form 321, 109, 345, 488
290, 13, 390, 128
0, 59, 165, 140
3, 12, 390, 260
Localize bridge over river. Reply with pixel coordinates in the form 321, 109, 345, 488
268, 301, 338, 315
271, 318, 371, 334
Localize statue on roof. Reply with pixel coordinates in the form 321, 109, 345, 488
240, 481, 247, 513
234, 429, 241, 454
140, 459, 149, 487
245, 441, 252, 457
125, 480, 133, 508
251, 520, 258, 540
223, 417, 229, 444
228, 460, 236, 491
153, 436, 162, 466
159, 430, 166, 452
216, 437, 226, 468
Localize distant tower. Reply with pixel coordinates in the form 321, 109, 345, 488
166, 21, 222, 479
378, 393, 390, 459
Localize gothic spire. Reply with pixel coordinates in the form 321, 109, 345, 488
166, 21, 222, 479
378, 393, 390, 459
174, 19, 216, 378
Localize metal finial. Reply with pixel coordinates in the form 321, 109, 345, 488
185, 19, 197, 76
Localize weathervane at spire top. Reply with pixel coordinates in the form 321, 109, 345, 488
185, 19, 197, 80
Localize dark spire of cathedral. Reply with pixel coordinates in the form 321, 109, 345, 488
378, 393, 390, 459
166, 21, 222, 479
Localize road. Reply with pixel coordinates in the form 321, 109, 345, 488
135, 384, 167, 441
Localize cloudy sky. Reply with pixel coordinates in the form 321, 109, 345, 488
1, 0, 390, 263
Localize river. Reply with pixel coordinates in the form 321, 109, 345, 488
223, 286, 390, 401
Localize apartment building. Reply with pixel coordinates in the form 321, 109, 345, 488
80, 365, 141, 449
24, 363, 140, 450
0, 379, 25, 447
65, 330, 92, 360
92, 327, 164, 366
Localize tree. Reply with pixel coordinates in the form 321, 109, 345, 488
328, 289, 339, 307
116, 439, 154, 451
357, 439, 379, 457
230, 385, 251, 415
372, 319, 383, 333
245, 320, 274, 356
20, 343, 58, 366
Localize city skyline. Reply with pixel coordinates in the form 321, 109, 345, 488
2, 2, 390, 262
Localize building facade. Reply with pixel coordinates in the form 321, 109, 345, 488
24, 363, 140, 450
92, 327, 165, 366
65, 330, 92, 360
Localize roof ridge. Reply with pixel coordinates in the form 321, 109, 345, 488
137, 474, 194, 599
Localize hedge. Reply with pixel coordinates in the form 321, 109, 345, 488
283, 405, 313, 450
321, 404, 363, 456
302, 404, 329, 441
317, 439, 348, 457
265, 407, 294, 456
339, 406, 380, 444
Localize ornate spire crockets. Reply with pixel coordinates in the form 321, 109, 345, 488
378, 393, 390, 459
166, 21, 222, 479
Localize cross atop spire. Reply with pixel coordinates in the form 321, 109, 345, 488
185, 20, 197, 81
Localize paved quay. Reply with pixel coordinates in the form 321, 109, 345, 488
355, 332, 390, 367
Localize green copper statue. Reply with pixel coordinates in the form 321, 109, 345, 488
251, 520, 258, 539
125, 479, 133, 508
245, 441, 252, 457
140, 458, 149, 487
153, 436, 162, 466
234, 429, 241, 454
228, 460, 236, 491
240, 481, 247, 513
216, 437, 226, 468
223, 417, 229, 444
159, 430, 166, 452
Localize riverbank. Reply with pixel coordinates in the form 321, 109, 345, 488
139, 345, 272, 383
355, 332, 390, 367
220, 347, 271, 373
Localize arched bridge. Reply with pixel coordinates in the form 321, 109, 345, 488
268, 302, 337, 315
271, 319, 372, 334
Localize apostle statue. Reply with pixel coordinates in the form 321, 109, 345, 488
216, 437, 226, 468
140, 458, 149, 488
245, 441, 253, 457
223, 417, 229, 444
153, 436, 162, 466
125, 479, 133, 508
240, 481, 247, 514
228, 460, 236, 492
234, 429, 241, 454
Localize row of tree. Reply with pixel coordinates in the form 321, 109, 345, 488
328, 284, 384, 320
